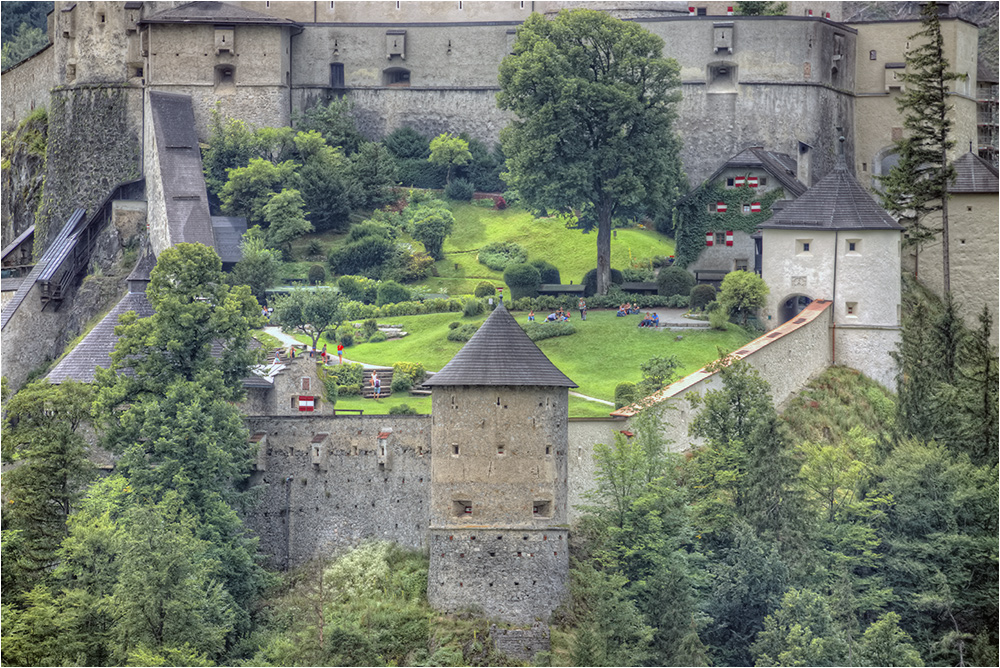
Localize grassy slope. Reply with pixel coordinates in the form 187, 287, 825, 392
320, 310, 753, 416
280, 201, 675, 293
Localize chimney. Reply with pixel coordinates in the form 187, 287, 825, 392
797, 141, 813, 188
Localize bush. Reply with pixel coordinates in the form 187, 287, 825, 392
376, 280, 411, 306
393, 361, 427, 385
368, 331, 387, 343
478, 241, 528, 271
503, 263, 542, 300
665, 294, 690, 308
329, 362, 364, 387
338, 331, 355, 347
307, 240, 324, 257
519, 321, 575, 342
657, 267, 696, 298
348, 220, 395, 242
615, 382, 638, 410
307, 264, 326, 285
444, 177, 475, 201
390, 374, 412, 393
337, 275, 379, 304
474, 281, 497, 298
319, 369, 339, 407
362, 318, 379, 338
447, 323, 481, 342
462, 298, 484, 317
338, 384, 362, 396
582, 268, 625, 297
652, 255, 676, 268
388, 403, 418, 415
395, 158, 448, 189
448, 321, 461, 329
622, 266, 654, 282
329, 236, 398, 277
690, 284, 717, 311
383, 126, 430, 159
709, 309, 730, 330
530, 259, 561, 284
493, 195, 507, 210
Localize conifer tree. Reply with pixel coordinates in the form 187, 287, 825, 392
878, 1, 959, 289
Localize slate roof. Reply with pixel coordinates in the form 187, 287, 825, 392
149, 92, 217, 249
758, 156, 903, 232
950, 152, 999, 193
212, 216, 247, 264
424, 301, 577, 388
679, 146, 807, 205
47, 292, 155, 384
140, 1, 299, 26
127, 248, 157, 283
1, 224, 35, 263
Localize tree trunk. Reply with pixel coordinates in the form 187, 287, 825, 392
596, 201, 613, 295
941, 150, 951, 294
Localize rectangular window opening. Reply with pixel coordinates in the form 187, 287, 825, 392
846, 301, 857, 316
453, 500, 472, 516
452, 443, 459, 456
533, 500, 552, 518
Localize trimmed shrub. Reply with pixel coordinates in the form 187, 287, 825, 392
383, 126, 430, 159
348, 220, 395, 242
530, 259, 561, 284
329, 236, 398, 277
337, 275, 379, 304
362, 318, 379, 338
503, 263, 542, 300
338, 384, 362, 396
665, 294, 690, 308
447, 323, 481, 342
474, 281, 497, 298
308, 264, 326, 285
690, 284, 717, 311
519, 321, 575, 342
478, 241, 528, 271
448, 321, 462, 329
657, 267, 696, 298
444, 177, 475, 201
615, 382, 638, 410
388, 403, 418, 415
390, 374, 412, 393
368, 331, 387, 343
376, 280, 411, 306
337, 331, 355, 347
462, 298, 484, 317
582, 268, 625, 297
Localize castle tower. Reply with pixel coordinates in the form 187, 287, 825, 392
424, 298, 577, 623
759, 139, 903, 388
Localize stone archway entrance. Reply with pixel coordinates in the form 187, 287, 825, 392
779, 294, 812, 325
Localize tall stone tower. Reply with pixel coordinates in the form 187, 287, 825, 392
424, 299, 577, 623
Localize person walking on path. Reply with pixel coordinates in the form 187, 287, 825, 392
578, 298, 587, 320
321, 343, 327, 363
337, 342, 344, 364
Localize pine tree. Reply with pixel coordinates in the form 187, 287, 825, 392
878, 1, 959, 290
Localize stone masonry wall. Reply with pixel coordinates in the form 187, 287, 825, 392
243, 414, 432, 570
0, 46, 55, 131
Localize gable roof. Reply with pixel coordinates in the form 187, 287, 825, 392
759, 156, 902, 232
149, 92, 217, 249
424, 301, 577, 388
140, 1, 299, 27
950, 152, 999, 193
679, 146, 807, 205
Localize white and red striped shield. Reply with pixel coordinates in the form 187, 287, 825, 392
717, 202, 727, 213
705, 231, 714, 247
748, 177, 759, 188
688, 6, 695, 15
734, 176, 746, 187
299, 396, 315, 411
727, 7, 734, 16
751, 202, 762, 213
725, 231, 734, 246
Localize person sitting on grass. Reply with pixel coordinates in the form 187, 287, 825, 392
617, 304, 628, 317
528, 310, 535, 322
651, 312, 660, 327
546, 312, 558, 322
637, 313, 650, 328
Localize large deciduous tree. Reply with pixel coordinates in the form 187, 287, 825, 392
273, 288, 346, 350
878, 1, 959, 290
497, 9, 684, 295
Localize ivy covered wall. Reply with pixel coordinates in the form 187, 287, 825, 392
673, 178, 785, 268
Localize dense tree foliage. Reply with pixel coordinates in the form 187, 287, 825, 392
498, 9, 684, 296
878, 2, 959, 287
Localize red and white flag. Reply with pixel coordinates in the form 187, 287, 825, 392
734, 176, 746, 187
717, 202, 727, 213
751, 202, 762, 213
299, 396, 315, 411
725, 231, 734, 246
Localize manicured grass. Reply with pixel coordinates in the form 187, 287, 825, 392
280, 201, 675, 295
325, 309, 753, 407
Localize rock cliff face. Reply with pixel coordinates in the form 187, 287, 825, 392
1, 109, 47, 249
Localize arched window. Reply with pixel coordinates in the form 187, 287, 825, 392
383, 67, 410, 86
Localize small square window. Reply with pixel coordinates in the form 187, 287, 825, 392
533, 500, 552, 517
846, 302, 857, 316
726, 177, 735, 187
743, 204, 751, 214
759, 176, 768, 186
708, 202, 717, 212
870, 50, 877, 60
697, 7, 707, 15
454, 500, 472, 516
797, 239, 813, 254
715, 232, 726, 245
846, 238, 860, 254
497, 444, 506, 455
803, 242, 810, 252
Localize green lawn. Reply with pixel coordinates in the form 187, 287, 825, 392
331, 392, 617, 418
279, 201, 675, 294
315, 309, 753, 414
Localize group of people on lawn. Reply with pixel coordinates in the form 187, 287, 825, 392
617, 302, 659, 327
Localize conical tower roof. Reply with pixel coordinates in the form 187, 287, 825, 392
759, 153, 902, 232
425, 301, 577, 388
